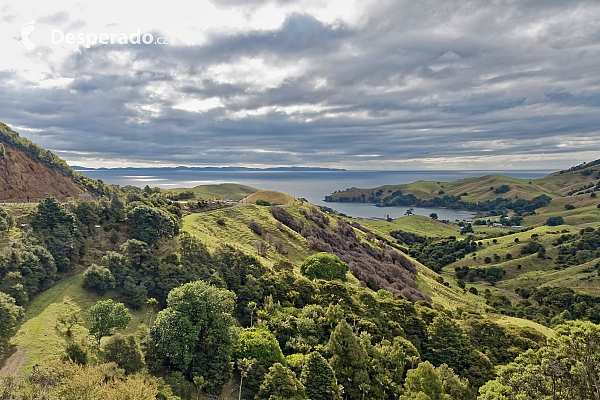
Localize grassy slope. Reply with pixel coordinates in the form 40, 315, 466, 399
242, 190, 297, 205
182, 204, 314, 269
182, 204, 488, 313
360, 215, 460, 241
442, 223, 600, 296
9, 273, 150, 374
171, 183, 259, 201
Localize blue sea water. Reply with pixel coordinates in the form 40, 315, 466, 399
76, 168, 552, 220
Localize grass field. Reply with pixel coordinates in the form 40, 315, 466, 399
360, 215, 460, 240
491, 315, 555, 337
171, 183, 259, 201
9, 272, 150, 375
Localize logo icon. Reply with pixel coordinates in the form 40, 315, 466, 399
20, 20, 36, 50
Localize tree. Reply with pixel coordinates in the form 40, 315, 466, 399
103, 334, 144, 375
300, 351, 338, 400
30, 195, 84, 272
236, 328, 285, 368
82, 265, 116, 294
430, 213, 438, 220
150, 280, 237, 394
424, 315, 469, 372
300, 253, 349, 281
546, 216, 565, 226
0, 206, 14, 232
127, 204, 175, 246
56, 298, 83, 338
237, 358, 256, 400
87, 299, 131, 344
329, 320, 370, 399
0, 292, 23, 356
401, 361, 449, 400
63, 342, 88, 365
256, 363, 308, 400
479, 321, 600, 400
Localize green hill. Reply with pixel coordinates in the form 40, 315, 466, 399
242, 190, 297, 205
171, 183, 259, 201
325, 162, 600, 213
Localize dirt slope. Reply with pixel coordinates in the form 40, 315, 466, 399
0, 143, 84, 202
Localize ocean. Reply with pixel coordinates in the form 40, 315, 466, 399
76, 168, 552, 221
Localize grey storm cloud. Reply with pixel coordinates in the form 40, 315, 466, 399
2, 0, 600, 169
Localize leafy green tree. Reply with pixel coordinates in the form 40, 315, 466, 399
127, 204, 175, 246
546, 216, 565, 226
360, 333, 419, 398
62, 342, 88, 365
151, 280, 236, 394
236, 328, 285, 368
300, 253, 349, 281
479, 321, 600, 400
300, 351, 338, 400
82, 264, 116, 294
256, 363, 308, 400
328, 320, 370, 400
30, 195, 85, 272
0, 206, 14, 232
401, 361, 449, 400
424, 315, 469, 372
103, 334, 144, 375
436, 364, 472, 400
7, 283, 28, 306
0, 292, 23, 356
101, 251, 129, 286
87, 299, 131, 344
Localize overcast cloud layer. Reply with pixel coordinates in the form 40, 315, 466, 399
1, 0, 600, 169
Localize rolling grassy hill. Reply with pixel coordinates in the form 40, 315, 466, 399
242, 190, 297, 205
171, 183, 259, 201
181, 203, 491, 312
325, 161, 600, 211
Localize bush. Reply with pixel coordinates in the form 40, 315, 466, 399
546, 216, 565, 226
62, 342, 88, 365
256, 199, 271, 206
300, 253, 349, 281
494, 185, 510, 194
103, 334, 144, 375
565, 204, 575, 210
82, 265, 115, 294
248, 221, 264, 235
236, 328, 285, 368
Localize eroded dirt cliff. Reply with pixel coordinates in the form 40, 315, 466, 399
0, 144, 84, 202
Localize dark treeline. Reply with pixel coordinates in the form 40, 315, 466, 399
486, 285, 600, 327
326, 189, 552, 215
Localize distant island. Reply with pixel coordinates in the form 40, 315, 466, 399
72, 165, 346, 172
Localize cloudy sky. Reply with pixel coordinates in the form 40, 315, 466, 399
1, 0, 600, 170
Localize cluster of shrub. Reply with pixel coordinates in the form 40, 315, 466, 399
486, 285, 600, 327
455, 266, 506, 285
398, 233, 478, 273
555, 227, 600, 267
